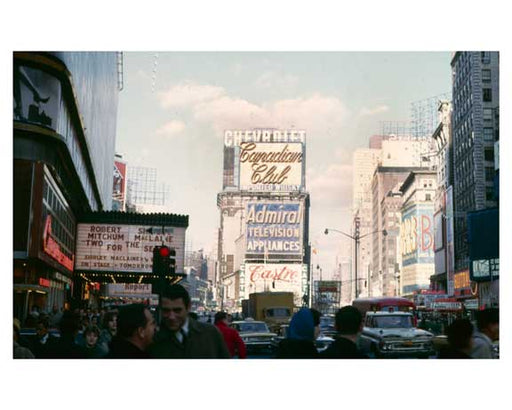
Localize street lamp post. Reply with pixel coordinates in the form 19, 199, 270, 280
325, 226, 387, 301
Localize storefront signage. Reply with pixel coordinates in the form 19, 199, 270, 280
43, 215, 75, 271
245, 202, 303, 255
239, 142, 303, 191
107, 283, 152, 297
75, 223, 186, 274
39, 278, 50, 287
53, 271, 72, 285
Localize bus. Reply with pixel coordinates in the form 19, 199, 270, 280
352, 297, 416, 316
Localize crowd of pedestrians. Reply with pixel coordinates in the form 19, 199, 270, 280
13, 286, 499, 360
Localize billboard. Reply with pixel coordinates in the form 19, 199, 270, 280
242, 263, 304, 304
106, 283, 152, 298
112, 159, 127, 211
401, 204, 435, 267
75, 224, 186, 274
239, 142, 304, 191
245, 202, 303, 256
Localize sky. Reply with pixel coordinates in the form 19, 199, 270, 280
115, 52, 452, 276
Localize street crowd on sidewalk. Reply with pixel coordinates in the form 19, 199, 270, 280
13, 285, 499, 360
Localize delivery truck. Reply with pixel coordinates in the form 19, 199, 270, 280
242, 291, 295, 333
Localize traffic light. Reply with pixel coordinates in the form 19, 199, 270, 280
152, 245, 176, 276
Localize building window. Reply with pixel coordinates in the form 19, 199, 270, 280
481, 52, 491, 64
485, 167, 495, 182
483, 88, 492, 102
482, 69, 491, 82
483, 127, 494, 142
425, 193, 431, 201
485, 148, 494, 161
483, 109, 493, 121
486, 186, 494, 201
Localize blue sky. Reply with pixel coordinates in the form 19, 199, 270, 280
116, 52, 452, 275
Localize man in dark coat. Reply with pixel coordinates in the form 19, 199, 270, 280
321, 306, 367, 359
438, 319, 474, 359
45, 311, 87, 359
215, 311, 247, 358
275, 308, 321, 359
106, 304, 156, 359
149, 285, 230, 359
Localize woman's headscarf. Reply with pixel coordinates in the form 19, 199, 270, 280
287, 308, 315, 341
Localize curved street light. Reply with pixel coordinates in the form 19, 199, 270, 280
325, 227, 387, 299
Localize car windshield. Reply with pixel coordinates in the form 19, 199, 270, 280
373, 315, 413, 329
266, 308, 291, 317
320, 316, 334, 328
236, 322, 270, 333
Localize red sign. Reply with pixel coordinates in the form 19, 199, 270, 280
43, 215, 74, 271
39, 278, 50, 287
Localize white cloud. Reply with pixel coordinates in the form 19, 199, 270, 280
255, 70, 299, 89
158, 82, 350, 140
307, 163, 353, 208
156, 120, 186, 138
158, 82, 225, 108
359, 104, 390, 116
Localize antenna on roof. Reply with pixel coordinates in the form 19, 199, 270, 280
151, 53, 159, 93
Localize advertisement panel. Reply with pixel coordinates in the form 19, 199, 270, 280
75, 224, 186, 274
244, 263, 303, 305
107, 283, 152, 297
14, 64, 61, 131
401, 204, 435, 267
245, 202, 303, 255
239, 142, 304, 191
112, 160, 127, 211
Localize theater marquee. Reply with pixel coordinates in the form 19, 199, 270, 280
75, 223, 186, 274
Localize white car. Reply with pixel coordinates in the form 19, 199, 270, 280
359, 312, 434, 358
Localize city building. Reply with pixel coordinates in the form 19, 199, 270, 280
13, 52, 122, 320
430, 101, 454, 295
399, 171, 437, 298
217, 129, 310, 311
450, 51, 499, 308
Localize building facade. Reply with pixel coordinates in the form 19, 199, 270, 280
13, 52, 121, 321
399, 171, 437, 298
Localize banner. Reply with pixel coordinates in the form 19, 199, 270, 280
245, 202, 303, 255
239, 142, 303, 191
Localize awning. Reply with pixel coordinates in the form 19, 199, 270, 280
13, 284, 48, 293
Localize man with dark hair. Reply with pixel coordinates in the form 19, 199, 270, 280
149, 285, 230, 358
45, 311, 87, 358
471, 307, 499, 359
438, 318, 474, 359
214, 311, 247, 358
320, 306, 367, 359
106, 304, 156, 359
31, 318, 58, 358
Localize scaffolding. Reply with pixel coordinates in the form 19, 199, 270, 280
379, 121, 410, 137
410, 93, 451, 138
126, 166, 168, 208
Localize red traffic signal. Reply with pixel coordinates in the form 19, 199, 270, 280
159, 246, 171, 258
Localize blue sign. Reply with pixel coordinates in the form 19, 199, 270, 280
245, 202, 302, 255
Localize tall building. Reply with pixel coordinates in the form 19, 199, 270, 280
217, 129, 310, 311
352, 148, 381, 297
430, 101, 454, 295
451, 51, 499, 307
13, 52, 121, 321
